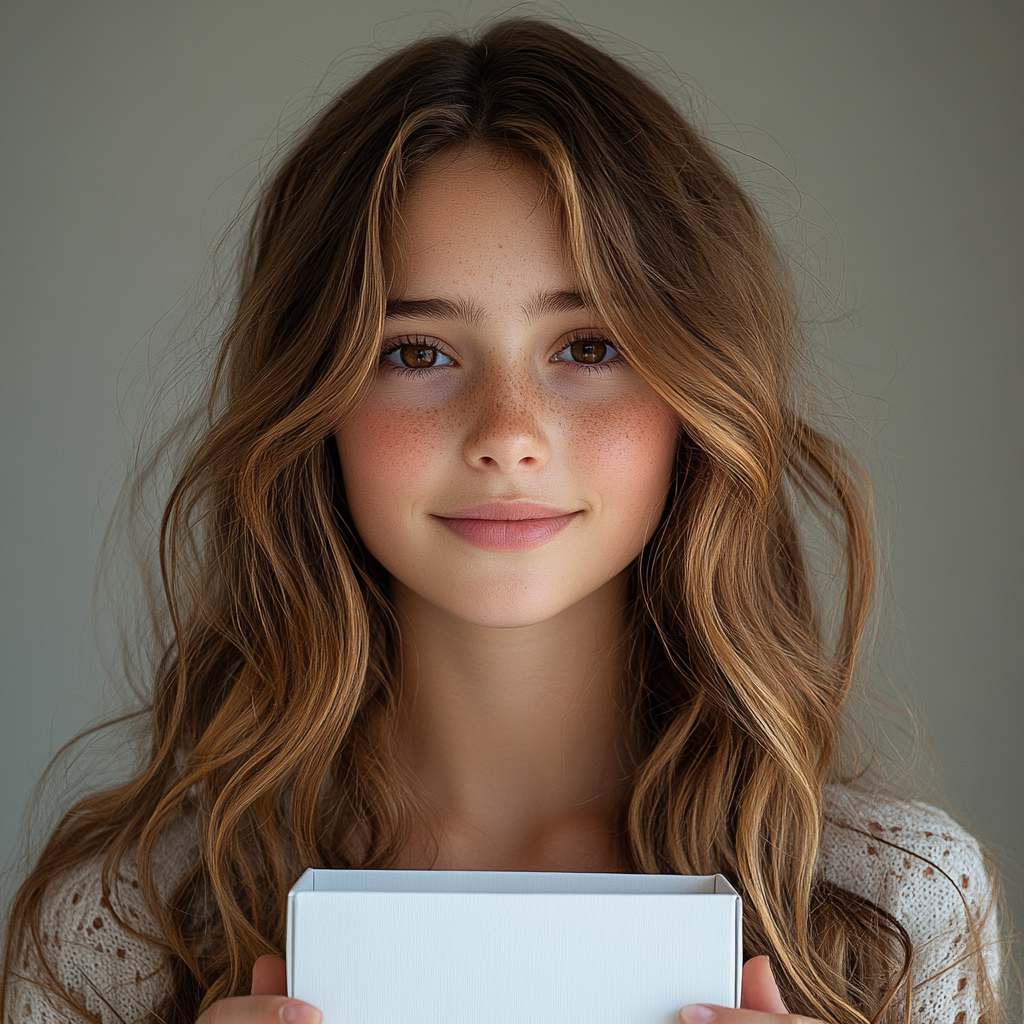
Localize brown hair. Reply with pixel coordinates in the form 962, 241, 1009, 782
1, 17, 1001, 1024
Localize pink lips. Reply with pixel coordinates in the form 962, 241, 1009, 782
433, 501, 582, 552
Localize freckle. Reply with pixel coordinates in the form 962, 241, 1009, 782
923, 867, 934, 876
903, 858, 911, 869
117, 948, 126, 959
868, 821, 883, 834
867, 845, 878, 855
889, 826, 902, 832
72, 892, 81, 904
962, 874, 970, 888
957, 978, 967, 992
93, 918, 104, 929
924, 830, 934, 837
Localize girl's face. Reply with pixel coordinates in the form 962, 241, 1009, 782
335, 146, 679, 628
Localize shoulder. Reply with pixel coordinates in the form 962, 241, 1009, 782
819, 786, 989, 907
819, 785, 1000, 1023
7, 814, 197, 1024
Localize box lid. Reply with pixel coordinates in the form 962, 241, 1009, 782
290, 867, 738, 895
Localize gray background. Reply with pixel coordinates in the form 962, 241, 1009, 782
2, 0, 1021, 991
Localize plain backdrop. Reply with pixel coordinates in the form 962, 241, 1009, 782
2, 0, 1021, 987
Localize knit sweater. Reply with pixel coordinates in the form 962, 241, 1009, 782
6, 788, 1001, 1023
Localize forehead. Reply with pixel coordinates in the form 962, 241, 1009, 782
384, 146, 575, 296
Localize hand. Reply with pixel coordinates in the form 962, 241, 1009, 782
193, 955, 322, 1024
678, 955, 826, 1024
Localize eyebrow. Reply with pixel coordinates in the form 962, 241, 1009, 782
384, 290, 592, 325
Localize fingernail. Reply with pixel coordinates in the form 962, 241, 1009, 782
281, 1002, 322, 1024
680, 1006, 716, 1024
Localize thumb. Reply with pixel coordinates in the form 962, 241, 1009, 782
251, 954, 288, 997
741, 955, 788, 1013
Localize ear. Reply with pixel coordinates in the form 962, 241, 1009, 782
740, 955, 789, 1013
251, 954, 289, 996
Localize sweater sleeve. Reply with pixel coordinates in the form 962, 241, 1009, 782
819, 787, 1001, 1024
5, 823, 194, 1024
6, 861, 172, 1024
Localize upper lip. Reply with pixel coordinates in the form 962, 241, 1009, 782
435, 501, 580, 521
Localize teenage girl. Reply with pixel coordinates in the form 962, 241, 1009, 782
2, 18, 1001, 1024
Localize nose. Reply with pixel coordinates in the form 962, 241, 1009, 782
461, 369, 551, 473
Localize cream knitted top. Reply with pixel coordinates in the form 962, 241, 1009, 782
6, 788, 1001, 1024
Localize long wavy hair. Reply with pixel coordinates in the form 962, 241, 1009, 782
1, 17, 1001, 1024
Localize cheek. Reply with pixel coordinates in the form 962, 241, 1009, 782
565, 392, 678, 518
334, 402, 448, 521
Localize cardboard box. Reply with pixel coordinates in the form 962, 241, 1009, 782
287, 868, 742, 1024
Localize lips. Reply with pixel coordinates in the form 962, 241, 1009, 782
432, 501, 582, 551
437, 501, 577, 521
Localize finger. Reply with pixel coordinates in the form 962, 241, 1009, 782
252, 954, 288, 996
741, 955, 789, 1013
195, 994, 321, 1024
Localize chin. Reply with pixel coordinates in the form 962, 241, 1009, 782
462, 611, 560, 630
440, 592, 575, 630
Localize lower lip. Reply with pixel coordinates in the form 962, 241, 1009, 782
434, 512, 582, 552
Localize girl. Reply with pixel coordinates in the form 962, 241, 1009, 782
2, 17, 1003, 1024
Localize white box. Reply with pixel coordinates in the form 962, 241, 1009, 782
287, 868, 742, 1024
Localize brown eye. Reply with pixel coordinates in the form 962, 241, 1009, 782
400, 344, 438, 368
380, 339, 454, 374
569, 338, 607, 364
553, 334, 620, 373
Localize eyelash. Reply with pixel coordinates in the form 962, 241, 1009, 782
378, 332, 622, 378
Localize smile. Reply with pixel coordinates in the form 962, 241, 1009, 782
433, 511, 582, 552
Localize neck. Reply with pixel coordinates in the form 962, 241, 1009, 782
390, 570, 636, 871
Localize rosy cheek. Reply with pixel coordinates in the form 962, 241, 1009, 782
335, 401, 447, 514
564, 392, 678, 497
